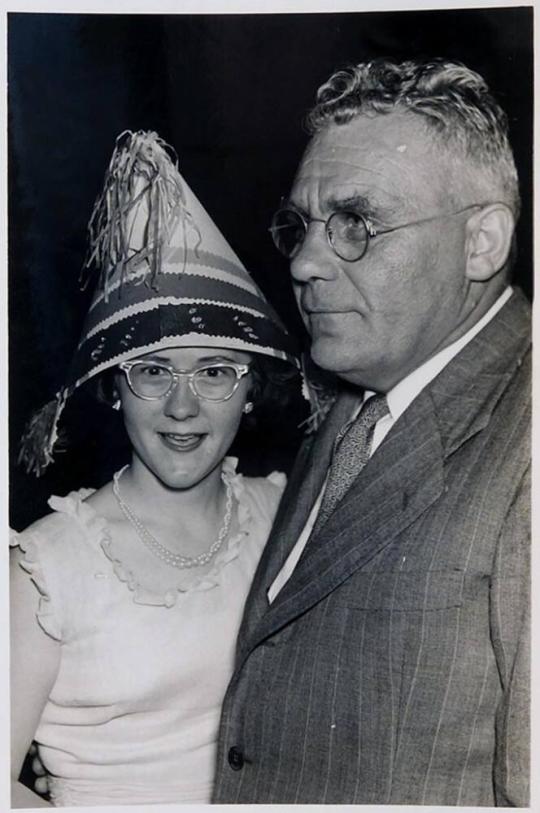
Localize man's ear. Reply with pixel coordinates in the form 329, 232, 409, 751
465, 203, 515, 281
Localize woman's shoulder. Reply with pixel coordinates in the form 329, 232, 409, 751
9, 486, 113, 642
10, 486, 108, 558
223, 457, 286, 524
242, 469, 287, 500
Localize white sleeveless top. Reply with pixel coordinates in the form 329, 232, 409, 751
10, 458, 285, 806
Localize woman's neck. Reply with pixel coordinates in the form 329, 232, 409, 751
118, 456, 226, 530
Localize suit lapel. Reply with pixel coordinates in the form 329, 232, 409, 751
239, 390, 444, 658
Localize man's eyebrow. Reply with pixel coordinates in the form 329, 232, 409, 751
326, 194, 374, 214
284, 194, 374, 216
284, 193, 385, 221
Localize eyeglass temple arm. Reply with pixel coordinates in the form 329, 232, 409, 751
372, 203, 488, 238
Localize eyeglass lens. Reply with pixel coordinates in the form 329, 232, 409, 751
271, 210, 308, 258
271, 209, 369, 261
128, 363, 241, 400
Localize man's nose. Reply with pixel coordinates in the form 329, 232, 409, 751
290, 222, 337, 284
163, 378, 200, 420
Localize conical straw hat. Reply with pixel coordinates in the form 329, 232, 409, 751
20, 131, 298, 475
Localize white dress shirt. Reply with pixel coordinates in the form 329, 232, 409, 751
268, 286, 513, 603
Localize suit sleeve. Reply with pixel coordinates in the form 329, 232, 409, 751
490, 464, 530, 806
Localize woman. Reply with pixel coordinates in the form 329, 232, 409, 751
10, 132, 298, 807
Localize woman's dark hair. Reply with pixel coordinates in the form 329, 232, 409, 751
93, 367, 119, 407
245, 356, 300, 429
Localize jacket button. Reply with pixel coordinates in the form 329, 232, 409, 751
228, 746, 244, 770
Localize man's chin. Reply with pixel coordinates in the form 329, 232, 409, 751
310, 340, 359, 378
309, 340, 384, 390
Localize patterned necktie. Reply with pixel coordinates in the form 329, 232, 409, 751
312, 393, 389, 533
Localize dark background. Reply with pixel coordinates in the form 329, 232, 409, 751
9, 8, 533, 530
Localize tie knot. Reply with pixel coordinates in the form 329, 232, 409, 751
359, 393, 389, 425
335, 393, 389, 447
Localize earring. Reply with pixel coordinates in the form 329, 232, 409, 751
112, 399, 121, 412
243, 402, 254, 415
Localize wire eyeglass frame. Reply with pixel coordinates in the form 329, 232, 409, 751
270, 202, 490, 262
118, 360, 251, 402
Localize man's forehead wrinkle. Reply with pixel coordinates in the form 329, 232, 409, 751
292, 116, 442, 217
292, 158, 390, 200
297, 137, 426, 184
291, 173, 403, 220
296, 155, 389, 177
311, 118, 441, 175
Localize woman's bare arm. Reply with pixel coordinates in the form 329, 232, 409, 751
10, 547, 61, 808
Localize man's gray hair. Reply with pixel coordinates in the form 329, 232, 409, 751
306, 58, 520, 218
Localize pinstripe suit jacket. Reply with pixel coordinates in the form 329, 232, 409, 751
213, 290, 531, 806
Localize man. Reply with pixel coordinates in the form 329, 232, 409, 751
213, 59, 530, 805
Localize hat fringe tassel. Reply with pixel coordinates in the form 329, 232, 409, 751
81, 130, 201, 297
299, 354, 338, 434
18, 391, 68, 476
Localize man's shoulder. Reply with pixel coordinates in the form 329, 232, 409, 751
484, 286, 531, 345
434, 290, 530, 398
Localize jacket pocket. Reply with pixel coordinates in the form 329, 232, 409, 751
336, 569, 487, 611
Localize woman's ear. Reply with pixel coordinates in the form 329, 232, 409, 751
109, 377, 122, 411
112, 370, 124, 399
465, 203, 515, 282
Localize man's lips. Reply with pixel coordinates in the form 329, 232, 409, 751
305, 308, 354, 316
301, 298, 356, 316
158, 432, 205, 451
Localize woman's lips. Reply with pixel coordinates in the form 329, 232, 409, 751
158, 432, 205, 452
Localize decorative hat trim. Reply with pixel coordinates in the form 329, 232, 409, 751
82, 265, 282, 338
18, 390, 68, 477
69, 335, 293, 394
166, 264, 260, 293
81, 297, 272, 346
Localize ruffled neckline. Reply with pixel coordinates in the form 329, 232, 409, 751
46, 457, 258, 608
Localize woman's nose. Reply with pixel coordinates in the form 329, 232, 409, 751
163, 379, 200, 420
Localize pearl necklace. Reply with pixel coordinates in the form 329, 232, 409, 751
112, 467, 234, 569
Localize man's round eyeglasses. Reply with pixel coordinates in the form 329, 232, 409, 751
118, 360, 251, 402
269, 203, 487, 263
